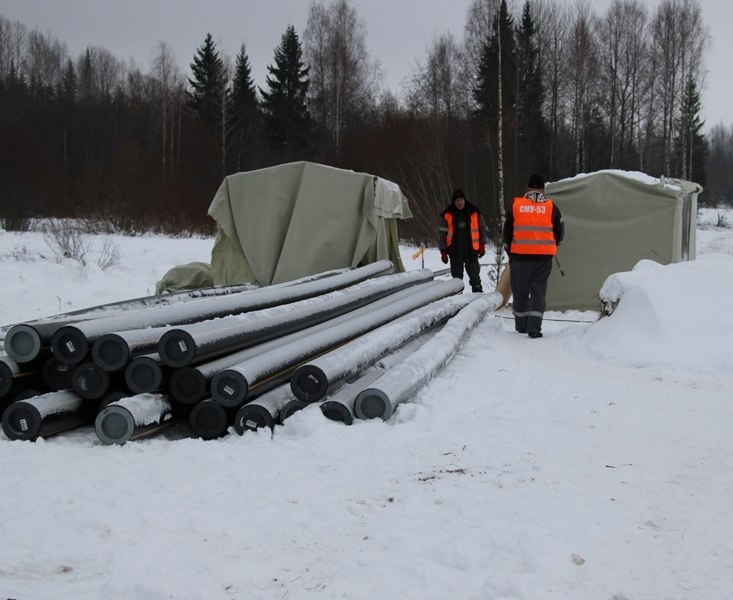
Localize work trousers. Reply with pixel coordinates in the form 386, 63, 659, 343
450, 252, 482, 292
509, 257, 552, 334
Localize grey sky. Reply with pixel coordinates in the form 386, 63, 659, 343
1, 0, 729, 128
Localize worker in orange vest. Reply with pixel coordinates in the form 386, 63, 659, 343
438, 188, 487, 293
503, 174, 564, 338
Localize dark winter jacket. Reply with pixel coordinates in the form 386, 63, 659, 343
439, 201, 487, 256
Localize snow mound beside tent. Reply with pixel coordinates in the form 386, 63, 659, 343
579, 253, 733, 374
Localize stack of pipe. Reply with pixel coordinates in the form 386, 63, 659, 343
1, 261, 502, 444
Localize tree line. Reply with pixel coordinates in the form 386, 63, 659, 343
0, 0, 727, 248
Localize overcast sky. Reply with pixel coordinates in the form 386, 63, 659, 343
1, 0, 730, 128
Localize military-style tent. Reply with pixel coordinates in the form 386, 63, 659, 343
157, 162, 412, 292
543, 170, 702, 311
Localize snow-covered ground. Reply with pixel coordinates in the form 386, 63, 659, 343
1, 207, 732, 599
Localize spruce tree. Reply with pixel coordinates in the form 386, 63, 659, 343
260, 25, 312, 159
227, 43, 261, 171
187, 33, 227, 133
675, 77, 707, 185
515, 1, 547, 177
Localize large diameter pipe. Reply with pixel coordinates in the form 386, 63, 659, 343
354, 292, 504, 421
42, 356, 75, 391
95, 393, 176, 445
2, 281, 265, 364
167, 281, 415, 405
1, 390, 94, 441
72, 362, 125, 400
49, 260, 396, 366
160, 269, 434, 368
211, 278, 464, 408
188, 399, 234, 440
291, 293, 477, 403
124, 354, 171, 394
318, 327, 441, 424
1, 354, 43, 400
233, 384, 295, 434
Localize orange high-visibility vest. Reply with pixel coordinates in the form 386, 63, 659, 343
510, 197, 557, 255
444, 211, 481, 251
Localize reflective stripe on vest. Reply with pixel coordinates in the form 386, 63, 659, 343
444, 211, 481, 251
510, 197, 557, 255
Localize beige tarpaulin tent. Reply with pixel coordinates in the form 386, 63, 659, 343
542, 170, 702, 311
156, 161, 412, 292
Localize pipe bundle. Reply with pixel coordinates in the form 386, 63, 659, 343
1, 261, 500, 444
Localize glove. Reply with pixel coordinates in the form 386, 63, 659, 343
478, 244, 485, 258
440, 250, 448, 264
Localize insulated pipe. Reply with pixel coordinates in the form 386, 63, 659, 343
50, 260, 396, 366
124, 354, 171, 394
291, 293, 478, 403
1, 390, 94, 441
354, 292, 504, 421
72, 362, 125, 400
233, 384, 296, 434
188, 399, 234, 440
41, 356, 75, 391
211, 278, 464, 408
160, 269, 434, 368
1, 281, 266, 364
95, 393, 176, 445
319, 327, 442, 425
167, 281, 415, 405
1, 354, 43, 400
91, 328, 172, 372
278, 398, 309, 423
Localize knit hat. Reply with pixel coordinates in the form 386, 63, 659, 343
451, 188, 466, 201
527, 174, 545, 189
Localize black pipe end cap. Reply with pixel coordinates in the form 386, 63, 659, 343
42, 356, 75, 391
211, 370, 248, 408
5, 324, 42, 363
169, 368, 207, 405
278, 398, 308, 423
95, 404, 135, 445
159, 330, 196, 367
233, 403, 273, 435
2, 401, 42, 441
92, 334, 130, 372
290, 364, 328, 403
72, 362, 110, 400
320, 401, 354, 425
189, 400, 229, 440
52, 326, 88, 365
125, 356, 162, 394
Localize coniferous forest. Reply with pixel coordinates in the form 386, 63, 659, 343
0, 0, 729, 249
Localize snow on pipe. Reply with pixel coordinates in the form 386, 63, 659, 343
318, 327, 442, 424
166, 274, 432, 406
48, 260, 396, 366
159, 269, 434, 369
210, 278, 464, 409
90, 264, 394, 372
167, 305, 355, 405
1, 389, 96, 441
320, 369, 385, 425
291, 292, 479, 404
92, 327, 173, 372
278, 398, 309, 423
95, 393, 176, 445
1, 281, 267, 364
124, 354, 171, 395
233, 383, 295, 434
353, 292, 505, 421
